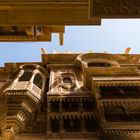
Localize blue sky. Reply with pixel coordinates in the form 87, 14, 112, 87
0, 19, 140, 66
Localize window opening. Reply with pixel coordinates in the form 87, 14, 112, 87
19, 71, 32, 81
33, 73, 43, 88
63, 77, 72, 83
88, 62, 111, 67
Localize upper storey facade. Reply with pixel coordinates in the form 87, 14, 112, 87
0, 0, 140, 26
0, 0, 101, 26
1, 0, 139, 44
0, 0, 101, 44
0, 53, 140, 140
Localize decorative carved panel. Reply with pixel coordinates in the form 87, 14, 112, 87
90, 0, 140, 18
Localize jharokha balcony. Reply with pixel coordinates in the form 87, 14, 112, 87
1, 64, 47, 134
5, 81, 41, 101
4, 65, 47, 102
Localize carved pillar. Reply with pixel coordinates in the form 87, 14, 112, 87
60, 117, 65, 134
2, 127, 15, 140
46, 117, 51, 135
100, 102, 106, 124
41, 76, 46, 94
47, 99, 51, 113
28, 70, 37, 89
95, 86, 106, 125
59, 100, 63, 112
10, 70, 24, 88
79, 98, 83, 112
81, 118, 87, 134
59, 99, 64, 134
47, 98, 51, 134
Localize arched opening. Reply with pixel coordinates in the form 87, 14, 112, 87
51, 118, 59, 133
19, 71, 32, 81
85, 117, 97, 132
50, 100, 59, 112
63, 77, 72, 83
33, 73, 43, 89
88, 62, 111, 67
64, 118, 81, 132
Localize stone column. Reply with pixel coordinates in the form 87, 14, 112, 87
59, 100, 63, 112
46, 117, 51, 135
10, 70, 24, 89
59, 100, 64, 134
30, 70, 39, 83
47, 99, 51, 113
60, 117, 65, 134
47, 99, 51, 134
41, 76, 46, 94
100, 102, 106, 124
27, 70, 38, 89
79, 98, 83, 112
81, 119, 87, 134
2, 127, 15, 140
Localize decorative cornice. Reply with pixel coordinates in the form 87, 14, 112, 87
101, 99, 140, 107
93, 77, 140, 81
47, 96, 94, 101
96, 81, 140, 87
49, 112, 96, 119
5, 90, 40, 103
104, 129, 140, 135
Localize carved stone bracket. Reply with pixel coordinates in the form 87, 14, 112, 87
2, 127, 15, 140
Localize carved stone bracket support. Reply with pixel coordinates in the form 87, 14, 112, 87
2, 127, 15, 140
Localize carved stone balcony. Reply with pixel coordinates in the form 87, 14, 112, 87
5, 81, 41, 101
0, 64, 47, 135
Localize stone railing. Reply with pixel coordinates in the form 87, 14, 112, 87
5, 81, 41, 99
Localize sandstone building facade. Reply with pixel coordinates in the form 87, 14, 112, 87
0, 53, 140, 140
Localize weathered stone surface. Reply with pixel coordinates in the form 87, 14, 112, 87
90, 0, 140, 18
1, 53, 140, 140
0, 0, 101, 25
2, 128, 15, 140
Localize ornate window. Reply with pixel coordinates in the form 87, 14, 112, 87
33, 73, 43, 88
59, 73, 76, 92
6, 64, 48, 99
19, 71, 32, 81
51, 118, 59, 133
50, 100, 59, 112
63, 77, 72, 83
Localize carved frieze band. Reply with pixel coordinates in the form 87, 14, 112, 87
90, 0, 140, 18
